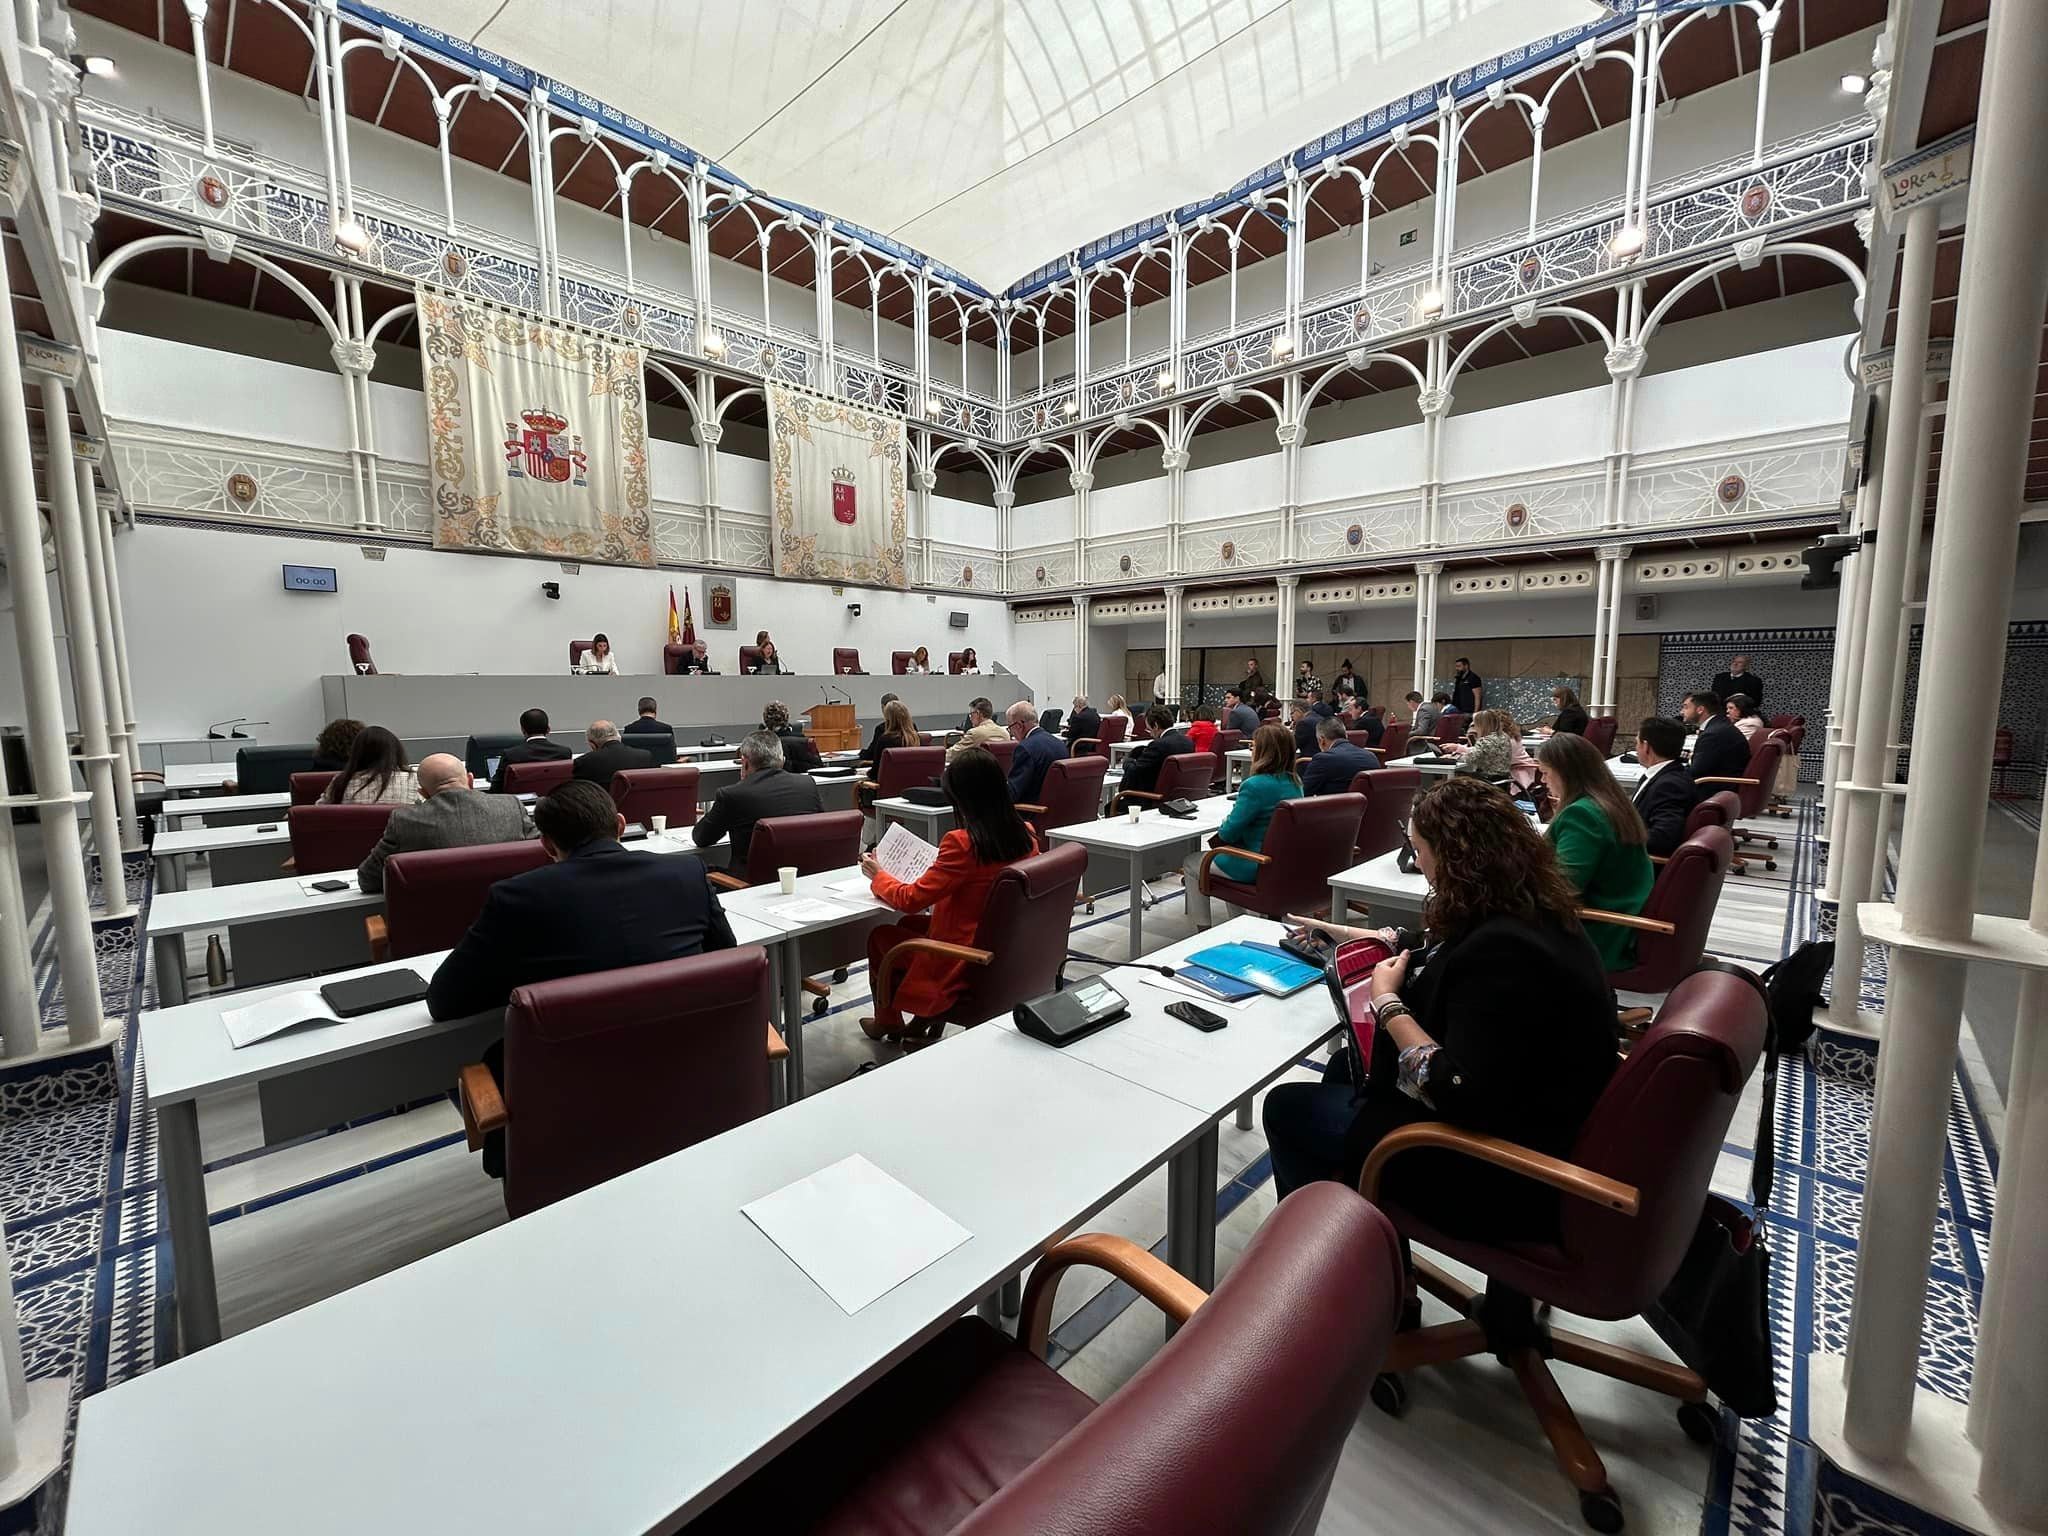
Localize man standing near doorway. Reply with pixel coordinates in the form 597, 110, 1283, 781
1449, 657, 1484, 716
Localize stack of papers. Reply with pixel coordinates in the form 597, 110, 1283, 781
742, 1154, 972, 1314
752, 896, 857, 931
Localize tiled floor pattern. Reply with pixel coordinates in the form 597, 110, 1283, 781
0, 796, 2006, 1536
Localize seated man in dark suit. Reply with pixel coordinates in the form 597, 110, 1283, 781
489, 707, 573, 792
1681, 692, 1751, 784
1004, 701, 1068, 803
692, 730, 823, 870
1292, 689, 1335, 755
762, 700, 823, 773
1300, 715, 1381, 795
620, 697, 677, 764
1631, 715, 1702, 858
1339, 696, 1383, 747
677, 639, 716, 675
1222, 686, 1260, 737
623, 697, 669, 737
1117, 704, 1192, 798
358, 753, 532, 893
571, 720, 655, 787
1063, 694, 1102, 746
426, 780, 736, 1176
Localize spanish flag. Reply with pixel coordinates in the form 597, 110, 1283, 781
668, 585, 682, 645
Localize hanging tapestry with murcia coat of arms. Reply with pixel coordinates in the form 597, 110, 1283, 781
765, 383, 908, 589
419, 287, 654, 567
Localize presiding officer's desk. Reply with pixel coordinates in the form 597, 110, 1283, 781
320, 671, 1030, 743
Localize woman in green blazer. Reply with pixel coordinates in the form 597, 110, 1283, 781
1183, 723, 1301, 926
1535, 731, 1655, 970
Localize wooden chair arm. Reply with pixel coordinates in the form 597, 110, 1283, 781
1014, 802, 1048, 815
1020, 1232, 1206, 1357
1578, 906, 1678, 936
766, 1022, 788, 1061
707, 870, 748, 891
1116, 789, 1163, 803
1647, 854, 1668, 866
874, 937, 994, 1013
1360, 1122, 1640, 1216
1693, 776, 1759, 787
1072, 737, 1102, 754
364, 914, 389, 963
279, 857, 297, 874
1197, 845, 1270, 889
133, 771, 165, 784
856, 779, 879, 793
456, 1062, 507, 1152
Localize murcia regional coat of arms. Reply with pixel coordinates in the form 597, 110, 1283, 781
504, 408, 589, 486
831, 465, 858, 526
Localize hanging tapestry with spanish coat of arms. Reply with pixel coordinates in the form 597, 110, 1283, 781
419, 287, 654, 567
765, 383, 908, 589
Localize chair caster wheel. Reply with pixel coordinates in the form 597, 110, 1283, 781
1677, 1401, 1719, 1446
1579, 1488, 1624, 1533
1369, 1373, 1407, 1417
811, 995, 829, 1018
832, 966, 849, 982
1764, 858, 1777, 872
1398, 1295, 1423, 1333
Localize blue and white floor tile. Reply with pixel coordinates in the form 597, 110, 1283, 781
0, 792, 2013, 1536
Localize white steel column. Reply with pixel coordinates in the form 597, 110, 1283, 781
0, 1217, 68, 1508
1818, 486, 1872, 847
33, 365, 128, 921
1843, 0, 2048, 1472
1413, 562, 1441, 695
72, 449, 138, 847
1822, 488, 1881, 869
0, 727, 36, 1060
1825, 205, 1940, 1035
1275, 575, 1299, 696
1597, 546, 1631, 717
95, 505, 141, 778
1873, 394, 1943, 865
695, 411, 722, 560
0, 328, 108, 1047
1163, 584, 1185, 711
1588, 554, 1614, 716
1071, 594, 1089, 699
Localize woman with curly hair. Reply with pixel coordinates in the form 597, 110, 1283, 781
1263, 776, 1617, 1240
312, 718, 364, 771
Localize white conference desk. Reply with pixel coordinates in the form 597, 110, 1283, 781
68, 1023, 1208, 1536
1047, 794, 1234, 958
1328, 848, 1429, 926
871, 795, 955, 844
150, 819, 293, 891
159, 762, 238, 797
154, 790, 291, 827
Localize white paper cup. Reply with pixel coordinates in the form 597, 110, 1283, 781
1127, 803, 1141, 824
650, 814, 668, 833
778, 866, 799, 894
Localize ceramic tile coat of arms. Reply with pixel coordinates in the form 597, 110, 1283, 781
766, 383, 908, 589
420, 286, 654, 567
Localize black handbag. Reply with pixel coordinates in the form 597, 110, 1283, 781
1643, 967, 1780, 1419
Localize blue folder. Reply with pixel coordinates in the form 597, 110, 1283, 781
1184, 941, 1322, 998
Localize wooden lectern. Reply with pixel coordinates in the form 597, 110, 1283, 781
804, 702, 860, 754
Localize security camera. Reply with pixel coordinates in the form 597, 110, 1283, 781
541, 581, 561, 600
846, 602, 862, 617
1799, 530, 1865, 591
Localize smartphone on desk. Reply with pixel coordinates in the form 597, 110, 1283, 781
308, 878, 350, 893
255, 823, 279, 833
1166, 999, 1228, 1032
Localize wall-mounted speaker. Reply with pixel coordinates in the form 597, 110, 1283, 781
947, 610, 970, 629
1635, 595, 1660, 621
1326, 613, 1349, 634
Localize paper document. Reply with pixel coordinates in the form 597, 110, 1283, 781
1133, 972, 1255, 1011
824, 876, 874, 898
742, 1153, 971, 1315
756, 897, 856, 929
221, 990, 337, 1049
296, 873, 359, 896
873, 822, 940, 884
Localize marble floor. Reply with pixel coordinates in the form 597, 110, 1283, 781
0, 791, 2009, 1536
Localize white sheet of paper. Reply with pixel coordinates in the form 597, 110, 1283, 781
873, 821, 940, 884
824, 876, 873, 898
221, 989, 337, 1049
296, 873, 359, 896
757, 897, 857, 929
1132, 972, 1256, 1010
742, 1154, 971, 1315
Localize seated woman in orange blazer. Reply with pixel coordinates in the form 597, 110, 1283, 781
859, 746, 1038, 1045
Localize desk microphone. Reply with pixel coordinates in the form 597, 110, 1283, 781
822, 683, 853, 706
207, 717, 246, 740
232, 720, 269, 739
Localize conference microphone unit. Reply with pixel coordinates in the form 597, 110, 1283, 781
232, 720, 270, 739
207, 718, 247, 740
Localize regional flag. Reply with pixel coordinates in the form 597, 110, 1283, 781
668, 585, 681, 645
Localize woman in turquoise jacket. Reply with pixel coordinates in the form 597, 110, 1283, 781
1535, 731, 1655, 970
1184, 723, 1301, 927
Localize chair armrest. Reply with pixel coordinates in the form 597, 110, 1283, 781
1117, 789, 1163, 803
1360, 1123, 1640, 1216
874, 937, 994, 1013
765, 1022, 788, 1061
706, 870, 748, 891
456, 1063, 507, 1152
1647, 854, 1668, 866
1197, 845, 1270, 889
1072, 737, 1102, 753
1693, 776, 1759, 787
1014, 803, 1048, 815
133, 771, 165, 784
364, 914, 389, 963
856, 779, 879, 793
279, 857, 297, 874
1020, 1233, 1207, 1357
1578, 906, 1678, 936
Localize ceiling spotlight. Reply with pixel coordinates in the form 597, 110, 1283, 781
1062, 398, 1080, 417
702, 332, 726, 356
1840, 72, 1868, 95
78, 54, 117, 79
332, 219, 372, 254
1156, 369, 1176, 391
1419, 288, 1444, 316
1611, 225, 1646, 259
1270, 334, 1294, 358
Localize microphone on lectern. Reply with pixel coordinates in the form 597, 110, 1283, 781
232, 720, 270, 740
207, 717, 246, 740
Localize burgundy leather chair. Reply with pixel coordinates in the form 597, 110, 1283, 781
1129, 712, 1153, 741
1380, 721, 1411, 760
568, 639, 595, 671
1197, 794, 1365, 921
980, 738, 1016, 774
1109, 750, 1216, 813
502, 758, 574, 797
1352, 766, 1422, 861
662, 642, 693, 674
872, 843, 1089, 1035
368, 839, 550, 960
1767, 713, 1805, 732
286, 803, 397, 875
711, 809, 865, 891
833, 647, 863, 676
458, 948, 777, 1219
289, 771, 336, 805
346, 633, 376, 675
1674, 789, 1746, 876
1363, 964, 1767, 1531
892, 650, 915, 675
609, 766, 701, 827
1016, 755, 1108, 836
1695, 736, 1783, 871
1070, 713, 1127, 759
693, 1180, 1403, 1536
738, 645, 764, 674
919, 732, 938, 747
1584, 716, 1619, 758
1345, 730, 1377, 751
1434, 710, 1466, 742
1214, 727, 1243, 756
861, 745, 949, 801
1589, 826, 1733, 996
947, 651, 966, 674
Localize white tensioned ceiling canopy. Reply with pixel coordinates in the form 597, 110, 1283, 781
391, 0, 1604, 292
